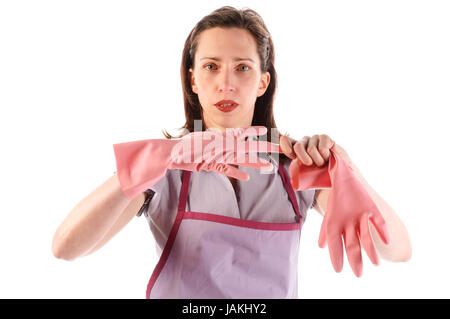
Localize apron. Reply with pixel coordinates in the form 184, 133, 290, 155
145, 163, 303, 299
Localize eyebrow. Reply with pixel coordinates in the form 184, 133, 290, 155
200, 57, 256, 64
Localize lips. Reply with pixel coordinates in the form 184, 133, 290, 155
215, 100, 239, 113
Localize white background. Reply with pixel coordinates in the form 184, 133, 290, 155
0, 0, 449, 298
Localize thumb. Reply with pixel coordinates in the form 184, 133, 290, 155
280, 135, 296, 159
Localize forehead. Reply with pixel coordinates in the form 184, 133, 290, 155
195, 27, 259, 60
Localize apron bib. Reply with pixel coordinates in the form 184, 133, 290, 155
146, 164, 303, 298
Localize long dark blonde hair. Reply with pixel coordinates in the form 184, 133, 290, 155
162, 6, 290, 165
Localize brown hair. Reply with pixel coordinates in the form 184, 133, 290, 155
162, 6, 290, 165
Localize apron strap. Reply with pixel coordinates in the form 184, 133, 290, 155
178, 170, 191, 213
278, 163, 302, 220
146, 170, 192, 299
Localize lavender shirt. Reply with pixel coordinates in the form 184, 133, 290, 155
136, 137, 317, 257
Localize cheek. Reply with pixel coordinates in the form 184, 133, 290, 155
242, 79, 262, 99
197, 95, 209, 109
244, 76, 263, 92
195, 76, 214, 94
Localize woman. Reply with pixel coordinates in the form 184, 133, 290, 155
52, 6, 411, 298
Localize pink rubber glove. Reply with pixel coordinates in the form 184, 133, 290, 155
289, 145, 390, 277
113, 126, 279, 200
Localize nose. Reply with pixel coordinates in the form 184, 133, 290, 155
217, 67, 236, 93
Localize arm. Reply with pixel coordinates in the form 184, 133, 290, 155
81, 191, 147, 257
313, 144, 412, 263
52, 174, 146, 261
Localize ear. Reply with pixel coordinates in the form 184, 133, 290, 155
257, 71, 271, 97
189, 68, 198, 94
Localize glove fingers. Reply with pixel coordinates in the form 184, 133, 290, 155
359, 214, 380, 266
318, 215, 328, 249
369, 212, 391, 245
173, 161, 251, 181
218, 164, 250, 181
327, 231, 344, 273
234, 154, 274, 171
343, 225, 363, 277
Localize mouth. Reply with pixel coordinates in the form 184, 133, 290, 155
214, 100, 239, 113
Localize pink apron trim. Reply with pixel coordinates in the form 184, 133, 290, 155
145, 169, 191, 299
145, 163, 301, 299
279, 160, 301, 219
184, 211, 301, 231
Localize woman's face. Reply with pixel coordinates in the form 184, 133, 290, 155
189, 27, 270, 132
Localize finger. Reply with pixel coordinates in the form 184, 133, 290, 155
172, 159, 251, 181
343, 225, 363, 277
234, 154, 274, 171
327, 229, 344, 273
369, 212, 391, 245
360, 214, 380, 266
292, 137, 314, 166
220, 149, 273, 169
305, 135, 326, 167
318, 216, 328, 248
317, 134, 334, 163
280, 135, 296, 159
214, 163, 251, 181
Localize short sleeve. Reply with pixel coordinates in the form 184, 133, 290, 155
294, 188, 317, 223
133, 168, 175, 219
310, 192, 318, 210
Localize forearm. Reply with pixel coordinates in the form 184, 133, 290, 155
52, 174, 131, 261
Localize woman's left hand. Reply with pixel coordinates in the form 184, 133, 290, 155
279, 134, 335, 167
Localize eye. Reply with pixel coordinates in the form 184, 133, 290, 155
203, 64, 250, 71
204, 64, 216, 71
